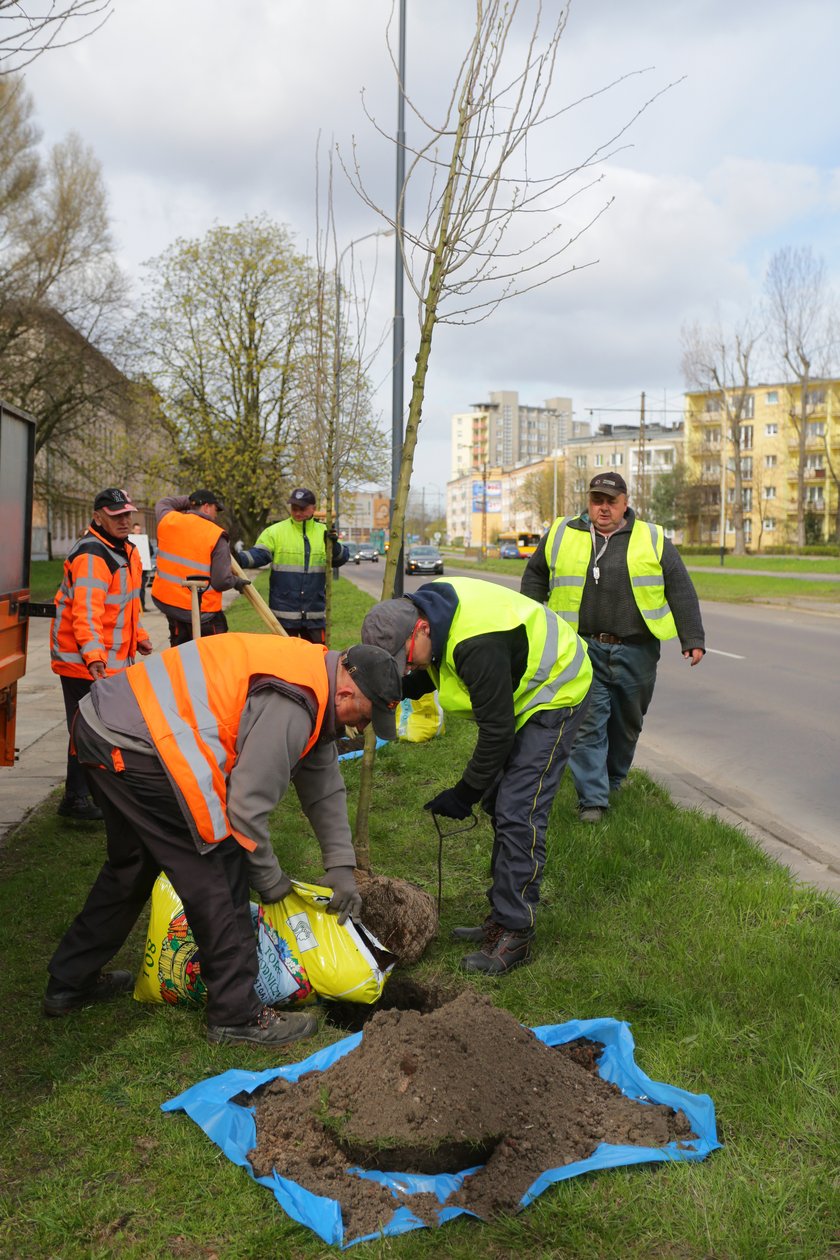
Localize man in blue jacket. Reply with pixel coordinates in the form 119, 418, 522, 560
235, 488, 348, 641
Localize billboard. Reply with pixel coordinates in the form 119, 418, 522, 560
472, 480, 501, 512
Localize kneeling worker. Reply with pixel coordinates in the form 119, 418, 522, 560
362, 576, 592, 976
43, 635, 401, 1047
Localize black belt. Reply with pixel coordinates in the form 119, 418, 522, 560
588, 632, 623, 645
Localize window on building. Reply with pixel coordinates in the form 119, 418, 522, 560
575, 455, 586, 468
765, 454, 777, 468
763, 486, 776, 499
765, 422, 778, 436
704, 397, 722, 413
661, 449, 674, 465
742, 488, 752, 511
740, 425, 753, 449
703, 461, 717, 476
611, 452, 623, 466
806, 486, 824, 505
740, 457, 752, 479
805, 454, 825, 470
765, 391, 779, 405
744, 518, 752, 542
805, 388, 826, 407
594, 454, 604, 467
807, 421, 825, 437
763, 518, 776, 530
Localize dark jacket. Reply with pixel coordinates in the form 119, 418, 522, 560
520, 509, 705, 651
402, 581, 531, 796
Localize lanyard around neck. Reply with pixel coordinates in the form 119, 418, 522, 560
589, 524, 612, 585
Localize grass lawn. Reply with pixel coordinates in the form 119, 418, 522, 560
680, 554, 840, 573
1, 579, 837, 1258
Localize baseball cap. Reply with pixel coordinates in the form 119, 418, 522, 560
588, 473, 627, 497
93, 487, 136, 515
361, 597, 420, 675
289, 487, 317, 507
189, 489, 225, 509
341, 644, 402, 740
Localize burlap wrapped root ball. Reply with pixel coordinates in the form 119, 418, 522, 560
354, 871, 438, 965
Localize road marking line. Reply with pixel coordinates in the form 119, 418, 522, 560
706, 648, 745, 659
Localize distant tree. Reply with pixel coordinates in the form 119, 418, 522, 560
0, 75, 130, 501
650, 458, 703, 535
514, 464, 562, 530
135, 217, 322, 543
682, 315, 762, 556
764, 246, 838, 548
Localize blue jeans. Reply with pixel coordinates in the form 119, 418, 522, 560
570, 637, 660, 809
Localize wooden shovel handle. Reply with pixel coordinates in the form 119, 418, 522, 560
230, 556, 288, 637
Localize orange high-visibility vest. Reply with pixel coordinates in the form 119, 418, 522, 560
51, 526, 147, 679
151, 510, 225, 613
127, 634, 330, 850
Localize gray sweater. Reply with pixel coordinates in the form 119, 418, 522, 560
520, 509, 705, 651
77, 650, 355, 901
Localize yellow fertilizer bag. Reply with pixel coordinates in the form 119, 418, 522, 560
398, 691, 445, 743
261, 881, 394, 1004
134, 874, 392, 1008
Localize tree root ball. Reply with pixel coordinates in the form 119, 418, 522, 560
354, 870, 438, 964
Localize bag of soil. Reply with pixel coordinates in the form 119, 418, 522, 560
134, 873, 393, 1008
397, 692, 445, 742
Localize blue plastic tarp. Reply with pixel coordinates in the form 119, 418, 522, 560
162, 1015, 720, 1248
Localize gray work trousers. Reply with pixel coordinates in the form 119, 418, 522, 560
482, 697, 589, 932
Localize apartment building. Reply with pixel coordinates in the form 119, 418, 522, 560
452, 391, 574, 475
564, 423, 684, 519
684, 380, 839, 547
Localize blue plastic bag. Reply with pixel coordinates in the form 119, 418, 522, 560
162, 1015, 720, 1248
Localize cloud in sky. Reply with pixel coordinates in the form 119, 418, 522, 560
20, 0, 840, 493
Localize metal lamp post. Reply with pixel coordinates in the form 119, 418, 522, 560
333, 228, 394, 575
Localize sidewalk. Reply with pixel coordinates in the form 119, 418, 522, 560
0, 600, 229, 845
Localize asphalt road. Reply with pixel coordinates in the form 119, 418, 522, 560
341, 559, 840, 893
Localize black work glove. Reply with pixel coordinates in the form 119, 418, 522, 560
424, 783, 477, 820
323, 866, 362, 925
325, 529, 339, 544
233, 576, 251, 592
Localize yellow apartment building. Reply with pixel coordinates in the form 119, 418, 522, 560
684, 379, 840, 549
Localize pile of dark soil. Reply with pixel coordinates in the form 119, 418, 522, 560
248, 989, 695, 1242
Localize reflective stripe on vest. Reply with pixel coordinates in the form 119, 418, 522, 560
426, 576, 591, 730
127, 634, 329, 847
546, 517, 677, 640
50, 531, 144, 677
260, 517, 328, 574
150, 511, 224, 613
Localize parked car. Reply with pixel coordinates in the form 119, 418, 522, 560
343, 542, 360, 561
499, 542, 522, 559
354, 544, 379, 564
405, 545, 444, 576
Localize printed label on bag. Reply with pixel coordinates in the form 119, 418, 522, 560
286, 911, 318, 953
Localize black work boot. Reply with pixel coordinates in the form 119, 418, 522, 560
43, 970, 134, 1017
57, 794, 103, 822
461, 922, 534, 975
451, 915, 495, 943
207, 1005, 319, 1047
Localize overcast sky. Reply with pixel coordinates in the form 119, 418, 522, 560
20, 0, 840, 504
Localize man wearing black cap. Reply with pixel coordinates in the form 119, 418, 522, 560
151, 489, 249, 646
42, 635, 401, 1048
362, 576, 592, 975
521, 472, 705, 823
51, 488, 153, 821
234, 487, 348, 641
